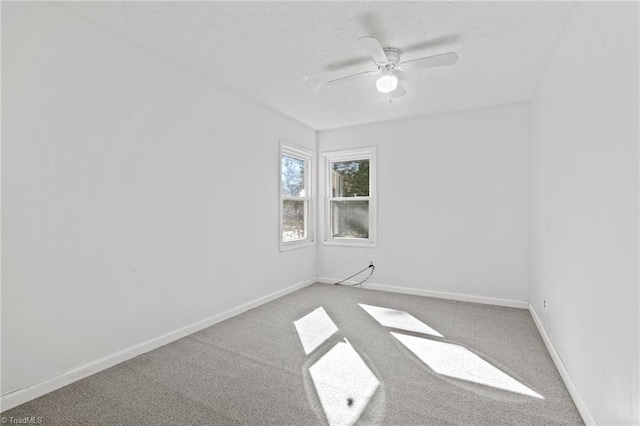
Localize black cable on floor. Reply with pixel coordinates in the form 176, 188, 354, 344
334, 264, 375, 287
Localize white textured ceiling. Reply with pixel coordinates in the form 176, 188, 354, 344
63, 1, 574, 130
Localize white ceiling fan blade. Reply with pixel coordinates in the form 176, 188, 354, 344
358, 36, 388, 63
327, 70, 377, 86
400, 52, 459, 71
392, 80, 406, 98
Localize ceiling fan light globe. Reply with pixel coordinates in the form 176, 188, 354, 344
376, 74, 398, 93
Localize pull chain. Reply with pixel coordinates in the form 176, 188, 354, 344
388, 69, 393, 104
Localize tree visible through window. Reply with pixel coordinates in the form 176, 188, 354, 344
280, 143, 315, 250
324, 148, 377, 246
282, 155, 306, 241
331, 160, 370, 238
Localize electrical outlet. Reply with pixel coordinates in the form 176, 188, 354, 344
369, 261, 374, 267
543, 299, 547, 309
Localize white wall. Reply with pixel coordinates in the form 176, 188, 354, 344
1, 2, 316, 398
530, 2, 639, 424
318, 103, 531, 305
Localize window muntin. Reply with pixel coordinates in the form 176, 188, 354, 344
323, 148, 376, 246
280, 143, 315, 250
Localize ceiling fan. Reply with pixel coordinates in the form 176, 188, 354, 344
327, 36, 459, 98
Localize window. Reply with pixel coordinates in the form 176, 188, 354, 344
323, 147, 377, 247
280, 142, 315, 250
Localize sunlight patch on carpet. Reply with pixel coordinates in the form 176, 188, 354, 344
309, 338, 380, 426
391, 332, 543, 399
359, 303, 443, 337
294, 307, 339, 355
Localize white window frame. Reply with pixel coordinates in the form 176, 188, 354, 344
280, 141, 316, 251
322, 147, 377, 247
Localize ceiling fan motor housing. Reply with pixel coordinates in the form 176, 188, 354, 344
382, 47, 400, 66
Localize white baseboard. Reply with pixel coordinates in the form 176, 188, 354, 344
0, 277, 316, 412
529, 304, 597, 425
316, 277, 529, 309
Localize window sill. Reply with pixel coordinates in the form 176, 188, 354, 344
322, 239, 377, 248
280, 240, 316, 252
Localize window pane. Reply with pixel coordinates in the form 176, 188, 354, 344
331, 160, 369, 197
331, 200, 369, 238
282, 155, 306, 197
283, 199, 306, 242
